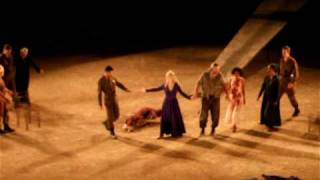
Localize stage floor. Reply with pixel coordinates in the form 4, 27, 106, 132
0, 46, 319, 180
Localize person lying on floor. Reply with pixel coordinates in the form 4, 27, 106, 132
123, 107, 162, 132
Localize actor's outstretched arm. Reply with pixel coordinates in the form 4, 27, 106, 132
257, 77, 266, 100
98, 79, 103, 107
193, 73, 204, 98
29, 57, 42, 73
146, 85, 164, 92
293, 58, 300, 81
115, 80, 131, 92
193, 84, 201, 98
177, 84, 192, 100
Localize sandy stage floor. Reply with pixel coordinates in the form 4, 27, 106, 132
0, 46, 319, 180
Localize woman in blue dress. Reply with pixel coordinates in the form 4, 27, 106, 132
143, 70, 191, 139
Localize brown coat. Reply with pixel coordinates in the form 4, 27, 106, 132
98, 75, 130, 122
280, 57, 299, 83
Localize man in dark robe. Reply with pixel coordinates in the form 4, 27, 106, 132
258, 64, 281, 131
15, 47, 44, 103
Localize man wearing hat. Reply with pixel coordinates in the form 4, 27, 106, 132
98, 65, 131, 139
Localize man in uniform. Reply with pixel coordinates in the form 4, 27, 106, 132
98, 65, 131, 139
193, 63, 228, 136
279, 46, 300, 117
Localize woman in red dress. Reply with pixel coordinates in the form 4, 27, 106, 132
0, 65, 14, 134
225, 67, 246, 132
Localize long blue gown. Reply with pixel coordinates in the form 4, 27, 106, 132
146, 83, 191, 137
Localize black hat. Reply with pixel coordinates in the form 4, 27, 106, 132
105, 65, 113, 72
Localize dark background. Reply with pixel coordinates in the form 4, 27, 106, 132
0, 0, 318, 66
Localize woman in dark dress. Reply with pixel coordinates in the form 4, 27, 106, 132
143, 70, 191, 139
257, 64, 281, 131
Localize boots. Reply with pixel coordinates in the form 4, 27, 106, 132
3, 110, 14, 133
102, 121, 109, 131
157, 134, 164, 140
210, 128, 215, 135
200, 128, 205, 136
292, 108, 300, 117
0, 129, 5, 135
4, 123, 14, 133
110, 128, 117, 139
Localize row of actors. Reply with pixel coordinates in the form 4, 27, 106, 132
99, 45, 300, 139
0, 44, 44, 134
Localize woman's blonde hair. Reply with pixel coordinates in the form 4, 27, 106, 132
0, 65, 4, 77
165, 70, 180, 90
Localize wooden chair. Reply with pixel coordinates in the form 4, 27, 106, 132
0, 102, 4, 130
15, 93, 40, 130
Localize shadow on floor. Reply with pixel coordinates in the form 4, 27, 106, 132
2, 132, 60, 155
93, 136, 214, 176
244, 129, 319, 147
14, 133, 110, 174
164, 134, 268, 163
214, 134, 319, 161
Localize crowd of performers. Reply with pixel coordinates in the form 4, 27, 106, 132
0, 44, 44, 134
0, 43, 299, 138
98, 46, 300, 139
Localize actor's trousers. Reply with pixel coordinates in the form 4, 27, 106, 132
200, 96, 220, 129
5, 78, 16, 92
2, 108, 10, 129
16, 91, 30, 104
280, 83, 299, 110
104, 102, 120, 135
